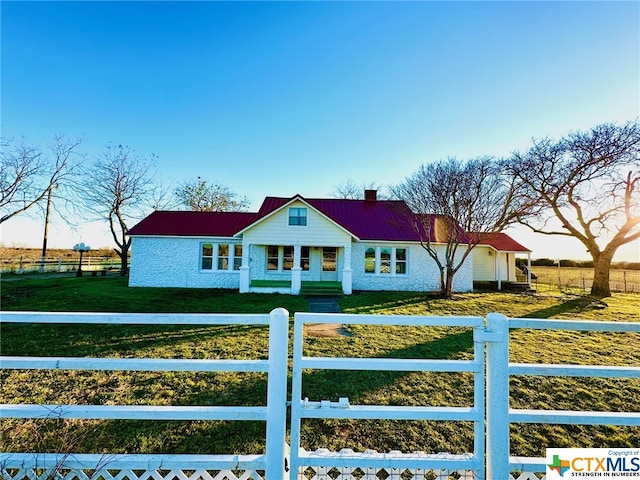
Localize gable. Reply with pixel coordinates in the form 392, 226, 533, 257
242, 199, 353, 246
247, 195, 429, 242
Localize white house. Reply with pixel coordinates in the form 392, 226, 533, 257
127, 192, 530, 294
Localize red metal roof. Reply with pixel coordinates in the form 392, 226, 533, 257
255, 196, 426, 241
128, 195, 477, 244
127, 211, 260, 237
475, 232, 531, 252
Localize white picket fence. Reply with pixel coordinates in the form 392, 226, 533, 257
1, 310, 638, 480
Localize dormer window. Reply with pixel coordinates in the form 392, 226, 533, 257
288, 207, 307, 226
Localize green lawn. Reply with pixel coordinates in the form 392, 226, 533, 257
1, 276, 638, 457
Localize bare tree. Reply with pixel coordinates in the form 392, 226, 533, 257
79, 144, 158, 275
331, 179, 386, 199
0, 135, 82, 224
174, 177, 249, 212
504, 120, 640, 297
393, 157, 525, 298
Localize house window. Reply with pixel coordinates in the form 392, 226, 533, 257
266, 245, 295, 271
201, 242, 242, 271
380, 248, 391, 274
202, 243, 214, 270
233, 245, 243, 270
364, 248, 375, 273
283, 246, 294, 270
301, 246, 310, 271
267, 246, 279, 270
289, 207, 307, 226
396, 248, 407, 274
218, 244, 229, 270
364, 247, 408, 275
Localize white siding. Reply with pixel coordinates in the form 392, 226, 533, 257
242, 200, 352, 247
501, 252, 517, 282
129, 236, 241, 289
351, 242, 473, 293
471, 247, 517, 282
472, 246, 497, 281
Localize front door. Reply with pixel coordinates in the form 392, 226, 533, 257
320, 247, 338, 281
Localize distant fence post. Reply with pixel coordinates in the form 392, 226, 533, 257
266, 307, 290, 479
485, 312, 510, 480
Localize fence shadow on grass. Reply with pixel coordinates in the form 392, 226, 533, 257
0, 324, 270, 358
521, 295, 608, 319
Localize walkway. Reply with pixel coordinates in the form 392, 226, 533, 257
305, 296, 348, 337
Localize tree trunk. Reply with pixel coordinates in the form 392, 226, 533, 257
590, 252, 613, 297
437, 267, 446, 297
120, 252, 128, 276
116, 247, 129, 276
442, 269, 455, 299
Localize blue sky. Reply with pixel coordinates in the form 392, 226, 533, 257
1, 1, 639, 260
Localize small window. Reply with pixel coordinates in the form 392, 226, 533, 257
217, 244, 229, 270
202, 243, 213, 270
301, 246, 310, 271
364, 248, 375, 273
396, 248, 407, 274
380, 248, 391, 274
267, 246, 279, 270
289, 207, 307, 226
233, 245, 243, 270
283, 246, 294, 270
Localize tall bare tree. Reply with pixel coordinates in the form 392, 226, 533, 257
174, 177, 249, 212
0, 135, 82, 224
504, 120, 640, 297
79, 144, 158, 275
393, 157, 526, 298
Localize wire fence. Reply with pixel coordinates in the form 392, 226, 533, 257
531, 266, 640, 294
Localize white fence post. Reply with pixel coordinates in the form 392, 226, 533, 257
485, 312, 510, 480
266, 307, 290, 479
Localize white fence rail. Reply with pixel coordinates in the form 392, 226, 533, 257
0, 310, 290, 480
486, 314, 640, 479
1, 311, 639, 480
289, 313, 485, 480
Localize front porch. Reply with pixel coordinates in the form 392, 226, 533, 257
249, 280, 343, 296
240, 243, 353, 295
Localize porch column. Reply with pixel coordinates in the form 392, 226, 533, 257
291, 244, 302, 295
496, 252, 502, 291
342, 244, 352, 295
527, 253, 532, 286
239, 242, 250, 293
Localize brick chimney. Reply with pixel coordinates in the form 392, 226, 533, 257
364, 189, 377, 202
